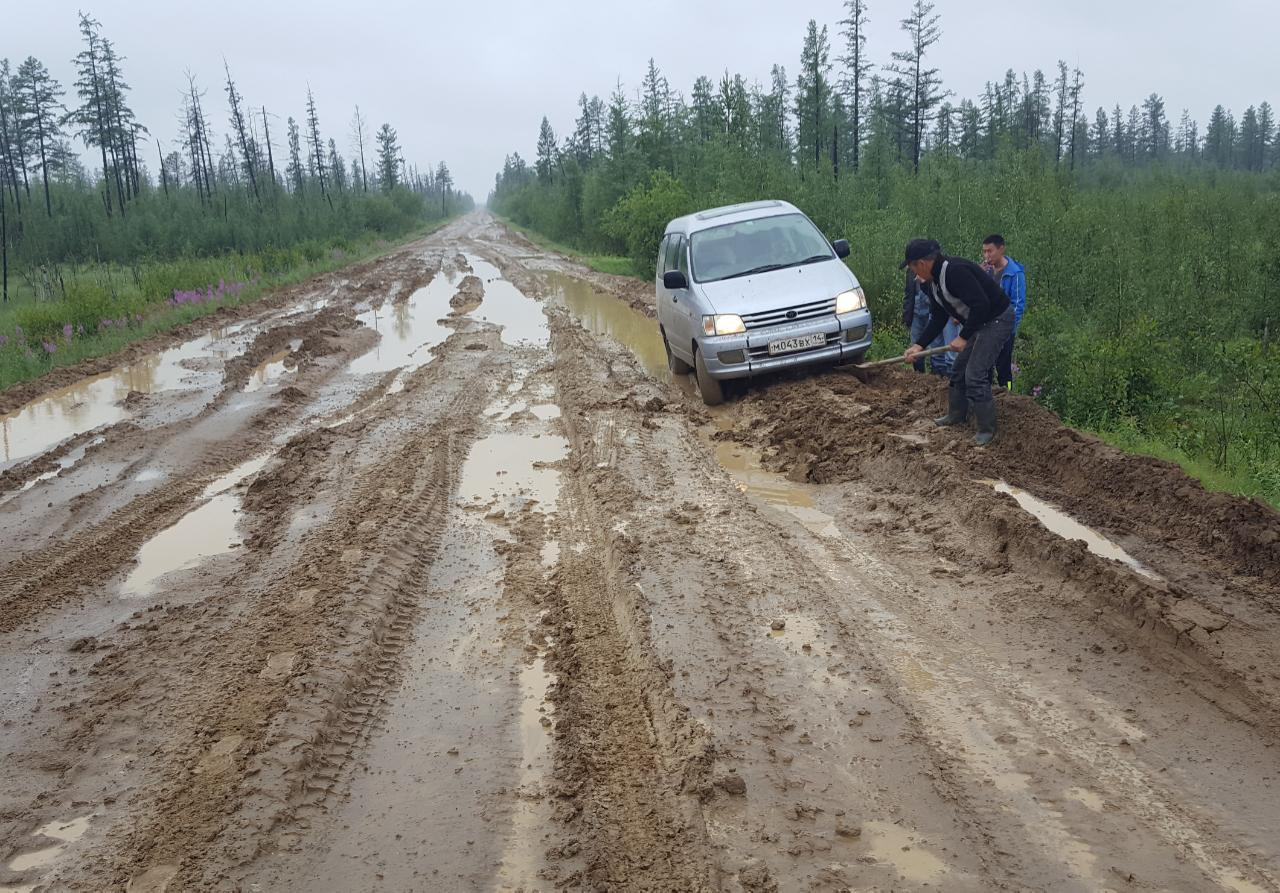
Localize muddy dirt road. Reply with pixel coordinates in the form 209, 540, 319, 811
2, 213, 1279, 892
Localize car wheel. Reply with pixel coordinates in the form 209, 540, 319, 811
662, 328, 692, 374
694, 350, 724, 406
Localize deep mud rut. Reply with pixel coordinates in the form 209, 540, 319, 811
2, 213, 1278, 893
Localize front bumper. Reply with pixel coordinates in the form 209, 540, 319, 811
700, 311, 872, 380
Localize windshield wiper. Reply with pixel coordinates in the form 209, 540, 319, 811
722, 254, 834, 280
724, 263, 789, 279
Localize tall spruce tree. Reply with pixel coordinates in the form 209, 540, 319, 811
375, 122, 399, 190
887, 0, 943, 173
13, 57, 65, 216
837, 0, 873, 172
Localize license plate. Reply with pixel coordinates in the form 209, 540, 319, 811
767, 333, 827, 356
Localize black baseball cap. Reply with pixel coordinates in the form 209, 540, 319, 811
899, 239, 942, 269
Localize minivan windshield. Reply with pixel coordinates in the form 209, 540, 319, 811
689, 213, 834, 283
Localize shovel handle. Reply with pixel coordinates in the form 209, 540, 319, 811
856, 345, 953, 370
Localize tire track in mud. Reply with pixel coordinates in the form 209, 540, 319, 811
115, 377, 491, 890
539, 312, 1002, 891
0, 442, 254, 634
542, 391, 719, 889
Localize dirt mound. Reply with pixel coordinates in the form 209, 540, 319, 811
449, 274, 484, 313
391, 256, 442, 305
732, 367, 1280, 729
222, 307, 358, 392
747, 369, 1280, 588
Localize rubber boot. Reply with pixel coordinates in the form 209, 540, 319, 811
973, 399, 997, 446
934, 385, 969, 427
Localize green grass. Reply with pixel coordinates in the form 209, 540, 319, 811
496, 216, 639, 279
0, 218, 455, 394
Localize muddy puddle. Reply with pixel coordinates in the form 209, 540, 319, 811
0, 329, 248, 469
243, 339, 303, 393
458, 431, 567, 512
121, 454, 272, 598
496, 638, 557, 888
0, 436, 105, 505
542, 272, 669, 379
465, 256, 548, 347
705, 429, 841, 538
347, 272, 457, 376
4, 813, 93, 889
981, 480, 1162, 580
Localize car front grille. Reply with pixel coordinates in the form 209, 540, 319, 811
740, 297, 836, 330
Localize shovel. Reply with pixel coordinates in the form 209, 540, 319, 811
848, 345, 953, 383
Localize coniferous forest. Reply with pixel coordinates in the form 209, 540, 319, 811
490, 0, 1280, 505
0, 13, 473, 384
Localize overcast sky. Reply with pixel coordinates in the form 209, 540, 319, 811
9, 0, 1276, 198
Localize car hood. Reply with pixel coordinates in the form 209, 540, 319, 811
695, 259, 859, 314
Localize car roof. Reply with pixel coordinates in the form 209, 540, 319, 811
665, 200, 801, 236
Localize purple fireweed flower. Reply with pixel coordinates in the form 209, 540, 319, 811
63, 323, 74, 341
43, 341, 57, 354
1032, 385, 1043, 398
0, 335, 8, 348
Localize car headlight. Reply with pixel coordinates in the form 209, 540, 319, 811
835, 287, 867, 315
702, 314, 746, 336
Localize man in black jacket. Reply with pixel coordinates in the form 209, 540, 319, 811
901, 239, 1015, 445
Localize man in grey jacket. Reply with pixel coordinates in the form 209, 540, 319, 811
901, 239, 1015, 445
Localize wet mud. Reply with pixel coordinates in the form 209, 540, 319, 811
2, 212, 1278, 893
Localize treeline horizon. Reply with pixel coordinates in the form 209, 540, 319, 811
0, 12, 475, 302
489, 0, 1280, 507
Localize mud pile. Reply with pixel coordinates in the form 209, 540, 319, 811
449, 274, 485, 313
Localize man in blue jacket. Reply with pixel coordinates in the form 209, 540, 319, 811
981, 234, 1026, 390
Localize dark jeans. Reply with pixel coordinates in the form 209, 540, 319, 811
995, 325, 1018, 388
950, 306, 1016, 404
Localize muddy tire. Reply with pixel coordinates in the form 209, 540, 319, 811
663, 328, 693, 375
694, 350, 724, 406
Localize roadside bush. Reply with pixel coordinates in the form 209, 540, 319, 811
603, 170, 696, 274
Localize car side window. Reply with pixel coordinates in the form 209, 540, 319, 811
675, 236, 690, 275
656, 236, 669, 278
664, 234, 683, 273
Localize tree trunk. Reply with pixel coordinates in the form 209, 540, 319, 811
1, 177, 8, 303
261, 108, 278, 192
157, 140, 168, 197
35, 113, 52, 216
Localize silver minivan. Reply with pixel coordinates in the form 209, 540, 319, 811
656, 200, 872, 405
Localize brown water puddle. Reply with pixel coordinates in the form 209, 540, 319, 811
542, 272, 669, 378
347, 271, 457, 376
0, 435, 105, 506
465, 256, 549, 347
4, 813, 93, 889
120, 454, 272, 598
980, 480, 1163, 581
243, 339, 303, 393
1, 330, 248, 469
458, 431, 567, 512
496, 638, 557, 888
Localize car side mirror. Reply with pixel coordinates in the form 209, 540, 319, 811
832, 239, 851, 259
663, 270, 689, 290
